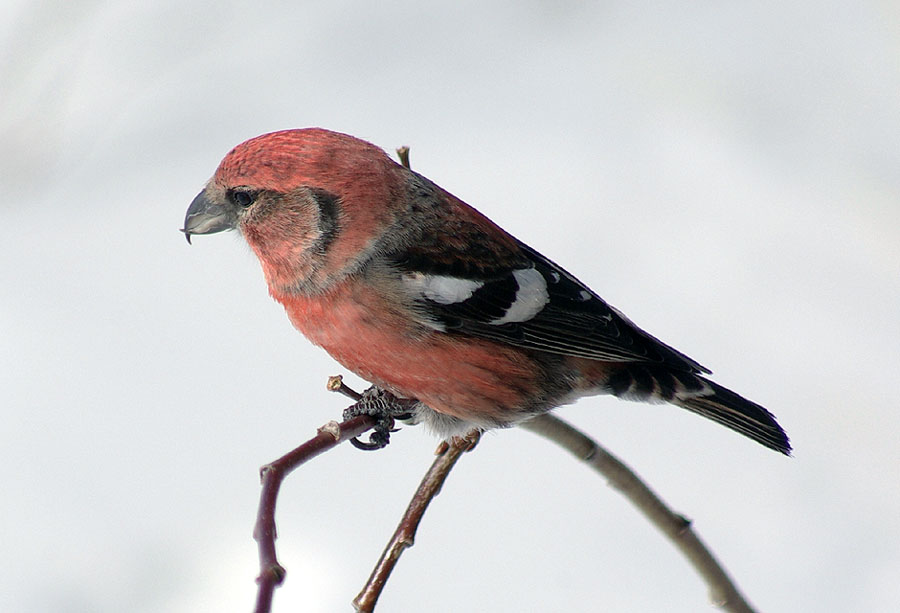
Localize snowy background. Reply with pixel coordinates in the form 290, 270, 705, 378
3, 2, 899, 612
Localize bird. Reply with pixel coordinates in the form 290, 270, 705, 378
183, 128, 790, 455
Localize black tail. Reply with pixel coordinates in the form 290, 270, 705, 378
674, 379, 791, 454
607, 365, 791, 455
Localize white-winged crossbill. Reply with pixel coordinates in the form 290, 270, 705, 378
183, 128, 790, 454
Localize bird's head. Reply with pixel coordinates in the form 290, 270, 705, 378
183, 128, 404, 294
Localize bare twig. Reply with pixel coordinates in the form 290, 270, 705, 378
253, 376, 380, 613
520, 413, 758, 613
253, 413, 377, 613
353, 431, 481, 612
396, 146, 411, 169
327, 374, 362, 401
252, 383, 758, 612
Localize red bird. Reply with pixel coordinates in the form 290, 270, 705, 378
183, 128, 790, 454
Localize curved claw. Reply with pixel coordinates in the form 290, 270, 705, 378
341, 386, 417, 451
350, 432, 390, 451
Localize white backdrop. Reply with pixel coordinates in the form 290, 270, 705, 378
3, 2, 899, 611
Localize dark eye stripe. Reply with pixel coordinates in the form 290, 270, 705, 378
308, 188, 341, 254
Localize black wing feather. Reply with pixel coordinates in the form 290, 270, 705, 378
393, 241, 710, 374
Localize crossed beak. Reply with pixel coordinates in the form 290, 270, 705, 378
181, 187, 237, 244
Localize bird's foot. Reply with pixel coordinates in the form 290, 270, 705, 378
343, 387, 416, 450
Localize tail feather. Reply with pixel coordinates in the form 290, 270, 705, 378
674, 380, 791, 455
606, 365, 791, 455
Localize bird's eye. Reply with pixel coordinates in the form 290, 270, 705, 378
228, 189, 257, 208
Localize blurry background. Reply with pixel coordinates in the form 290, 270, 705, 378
3, 2, 899, 611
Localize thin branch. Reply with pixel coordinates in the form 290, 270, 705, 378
520, 413, 757, 613
253, 381, 376, 613
396, 146, 411, 169
353, 431, 481, 612
327, 374, 363, 401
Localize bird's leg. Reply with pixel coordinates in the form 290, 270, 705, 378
342, 386, 416, 450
